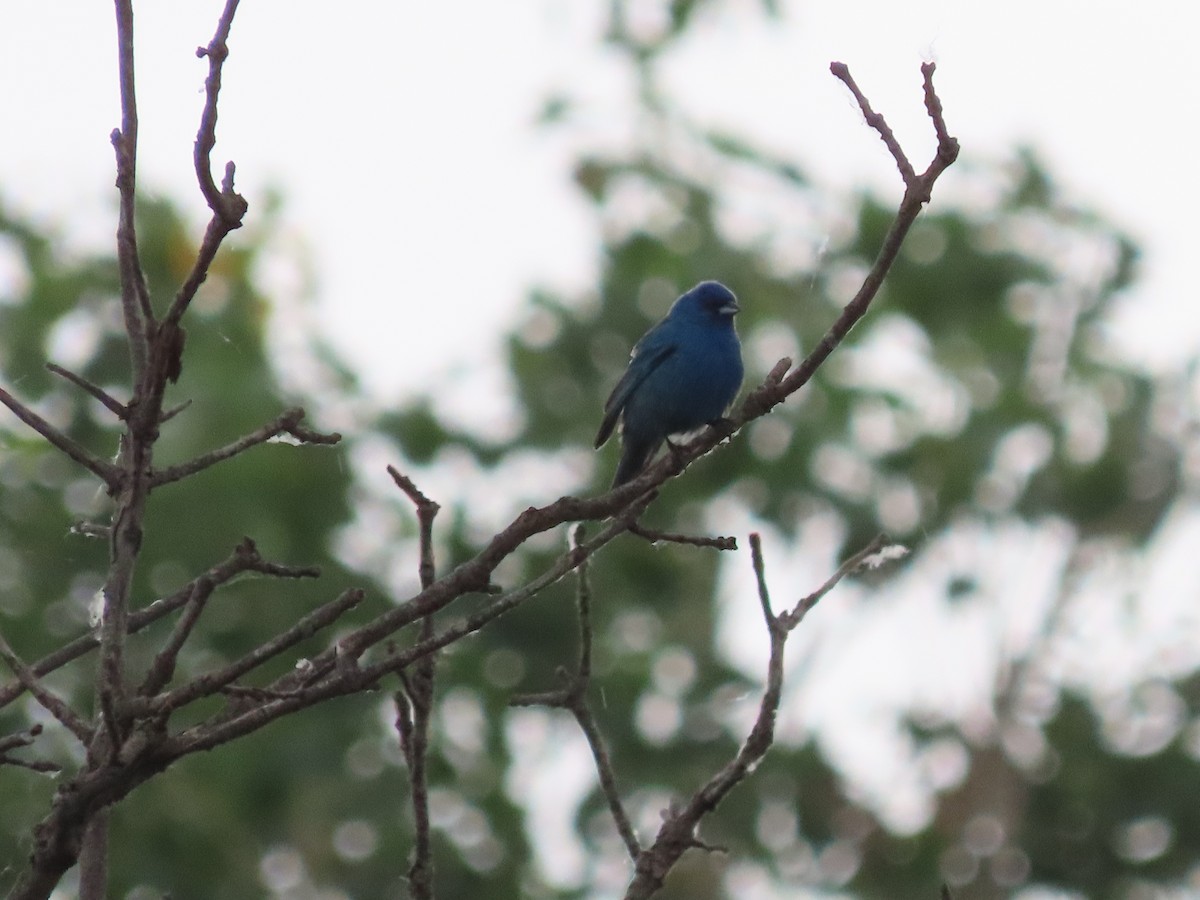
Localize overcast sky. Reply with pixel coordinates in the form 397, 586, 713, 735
1, 0, 1197, 402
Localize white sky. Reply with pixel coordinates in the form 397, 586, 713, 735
1, 0, 1198, 401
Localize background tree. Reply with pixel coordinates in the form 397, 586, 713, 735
2, 2, 1197, 900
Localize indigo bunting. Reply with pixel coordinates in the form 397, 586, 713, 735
595, 281, 744, 486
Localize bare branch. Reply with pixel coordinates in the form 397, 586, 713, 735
387, 465, 441, 900
624, 532, 905, 898
162, 0, 247, 332
387, 465, 441, 589
192, 0, 244, 222
0, 630, 92, 743
0, 724, 43, 755
0, 538, 320, 712
749, 533, 775, 624
136, 577, 216, 697
0, 755, 61, 774
166, 498, 653, 759
159, 399, 192, 424
0, 726, 61, 773
512, 525, 642, 860
921, 63, 956, 153
830, 61, 915, 185
0, 386, 122, 490
111, 0, 153, 379
777, 533, 894, 632
629, 521, 736, 551
46, 363, 129, 420
150, 407, 341, 487
141, 588, 365, 717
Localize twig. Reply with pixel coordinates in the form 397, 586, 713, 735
623, 532, 899, 898
830, 61, 915, 185
159, 399, 192, 424
388, 466, 441, 588
0, 726, 61, 773
0, 630, 92, 743
166, 497, 654, 758
0, 724, 43, 755
164, 0, 247, 331
511, 524, 642, 859
136, 588, 365, 717
0, 538, 320, 712
111, 0, 153, 379
137, 576, 216, 697
0, 755, 60, 774
387, 465, 441, 900
46, 363, 129, 420
0, 386, 121, 490
192, 0, 244, 222
777, 533, 894, 632
629, 522, 737, 551
150, 407, 340, 487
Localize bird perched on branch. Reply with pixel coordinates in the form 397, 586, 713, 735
595, 281, 744, 487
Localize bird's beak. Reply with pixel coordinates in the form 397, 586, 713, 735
719, 300, 740, 316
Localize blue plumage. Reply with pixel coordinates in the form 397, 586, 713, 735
595, 281, 744, 486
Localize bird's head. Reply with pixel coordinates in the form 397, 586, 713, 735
669, 281, 740, 323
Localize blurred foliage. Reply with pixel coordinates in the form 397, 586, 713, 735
2, 1, 1199, 899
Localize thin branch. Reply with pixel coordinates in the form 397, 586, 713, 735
749, 534, 774, 624
150, 407, 341, 487
830, 61, 915, 185
387, 465, 441, 900
778, 533, 894, 632
388, 465, 441, 588
192, 0, 243, 221
111, 0, 153, 379
624, 532, 899, 899
0, 386, 122, 490
139, 588, 365, 717
163, 0, 247, 331
0, 755, 60, 774
137, 576, 216, 697
46, 364, 128, 420
629, 522, 736, 551
0, 726, 61, 773
513, 524, 641, 859
0, 630, 92, 743
165, 498, 653, 759
0, 724, 44, 755
0, 539, 320, 712
159, 399, 192, 424
922, 63, 956, 151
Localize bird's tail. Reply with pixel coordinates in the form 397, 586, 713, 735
612, 437, 661, 487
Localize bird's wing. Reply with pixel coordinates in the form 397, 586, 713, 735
594, 325, 677, 448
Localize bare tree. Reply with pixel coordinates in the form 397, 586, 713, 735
0, 2, 958, 898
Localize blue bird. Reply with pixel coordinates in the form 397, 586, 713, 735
596, 281, 744, 487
